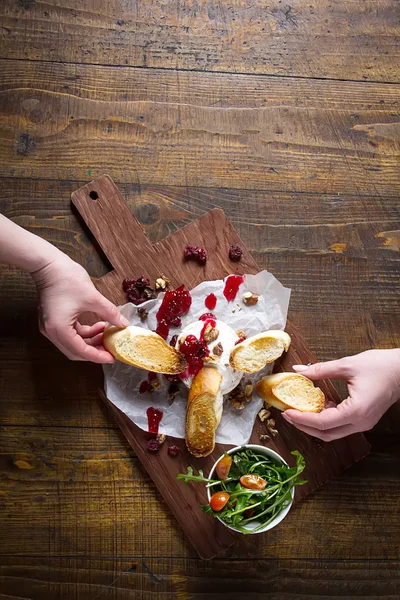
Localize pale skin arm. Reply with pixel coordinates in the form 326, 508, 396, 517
0, 214, 128, 363
282, 349, 400, 441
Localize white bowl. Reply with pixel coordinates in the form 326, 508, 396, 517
207, 444, 294, 534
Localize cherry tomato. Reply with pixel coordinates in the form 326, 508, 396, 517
215, 455, 232, 480
240, 474, 267, 490
210, 491, 230, 512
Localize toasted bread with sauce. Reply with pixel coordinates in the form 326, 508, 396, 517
103, 325, 187, 374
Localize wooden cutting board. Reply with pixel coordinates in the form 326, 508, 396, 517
72, 175, 370, 560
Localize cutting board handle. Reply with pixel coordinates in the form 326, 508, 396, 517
71, 174, 159, 274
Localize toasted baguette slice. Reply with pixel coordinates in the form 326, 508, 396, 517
229, 330, 291, 373
103, 325, 187, 374
186, 367, 223, 457
256, 372, 325, 412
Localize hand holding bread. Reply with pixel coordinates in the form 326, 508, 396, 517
281, 349, 400, 442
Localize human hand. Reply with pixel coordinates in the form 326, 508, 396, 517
282, 349, 400, 441
31, 256, 128, 363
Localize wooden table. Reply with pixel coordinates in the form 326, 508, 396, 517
0, 1, 399, 597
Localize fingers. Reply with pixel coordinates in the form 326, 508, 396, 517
292, 357, 351, 381
43, 323, 115, 364
286, 421, 361, 442
283, 400, 353, 431
88, 293, 129, 328
75, 321, 107, 338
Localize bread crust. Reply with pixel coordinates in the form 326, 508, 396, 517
185, 367, 223, 457
103, 325, 187, 374
256, 372, 325, 413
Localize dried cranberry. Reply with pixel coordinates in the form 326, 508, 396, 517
199, 312, 217, 321
179, 334, 210, 377
122, 278, 135, 292
156, 286, 192, 339
135, 276, 150, 290
139, 380, 150, 394
168, 445, 181, 457
229, 245, 243, 261
235, 337, 245, 345
184, 245, 207, 265
169, 334, 178, 347
123, 276, 155, 305
147, 372, 157, 382
147, 438, 160, 452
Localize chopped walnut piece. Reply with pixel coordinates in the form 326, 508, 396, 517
259, 433, 270, 444
203, 324, 219, 343
267, 418, 278, 436
168, 383, 180, 405
236, 330, 246, 341
258, 408, 271, 422
156, 433, 166, 445
245, 382, 253, 398
228, 385, 247, 410
143, 286, 156, 300
213, 342, 223, 356
242, 292, 259, 306
155, 275, 171, 291
230, 397, 246, 410
149, 378, 160, 392
137, 307, 148, 321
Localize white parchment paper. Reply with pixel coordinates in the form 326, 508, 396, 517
103, 270, 291, 445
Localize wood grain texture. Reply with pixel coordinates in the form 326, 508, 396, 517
0, 425, 398, 561
0, 557, 399, 600
0, 60, 399, 195
0, 0, 399, 588
0, 0, 399, 82
70, 175, 371, 559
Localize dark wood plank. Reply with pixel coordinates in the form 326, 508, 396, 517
0, 60, 399, 195
0, 0, 399, 82
0, 425, 398, 561
1, 557, 400, 600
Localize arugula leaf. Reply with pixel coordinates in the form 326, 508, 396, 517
201, 504, 215, 516
176, 466, 215, 485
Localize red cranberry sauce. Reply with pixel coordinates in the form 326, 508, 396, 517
199, 312, 216, 321
179, 334, 209, 378
205, 293, 217, 310
223, 274, 244, 302
155, 285, 192, 339
146, 407, 163, 434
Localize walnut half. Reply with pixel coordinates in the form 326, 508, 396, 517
242, 292, 259, 306
203, 323, 219, 343
213, 342, 224, 356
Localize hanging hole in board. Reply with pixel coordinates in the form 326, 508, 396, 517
89, 190, 99, 200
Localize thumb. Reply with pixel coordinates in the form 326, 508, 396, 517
89, 293, 129, 328
292, 357, 349, 381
